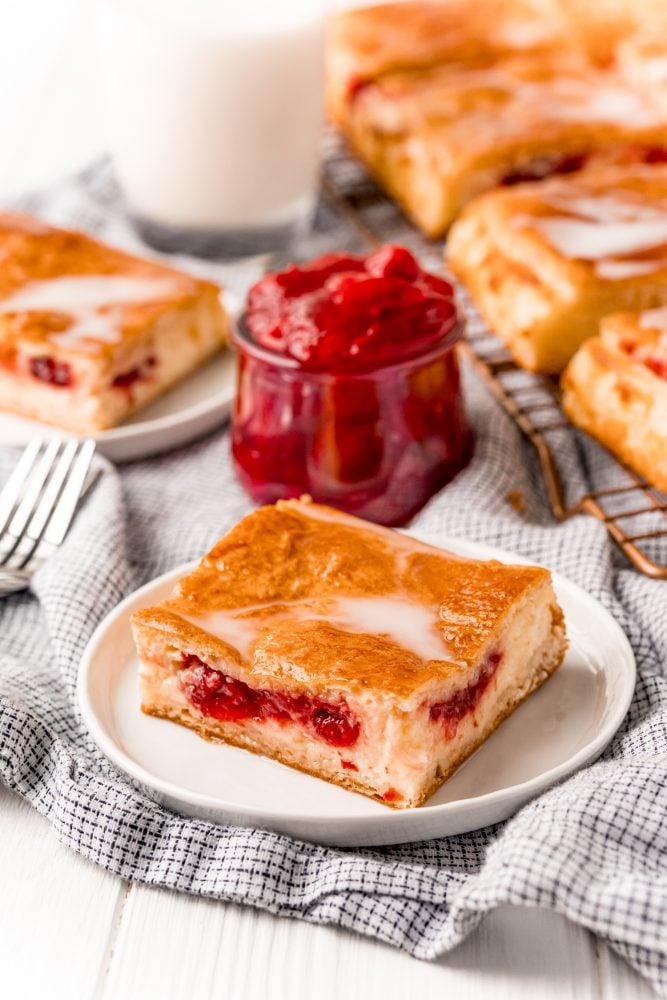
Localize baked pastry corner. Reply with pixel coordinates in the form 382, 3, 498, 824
562, 309, 667, 492
448, 164, 667, 372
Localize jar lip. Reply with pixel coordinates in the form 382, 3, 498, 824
231, 311, 466, 379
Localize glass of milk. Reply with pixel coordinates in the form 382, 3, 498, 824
97, 0, 325, 255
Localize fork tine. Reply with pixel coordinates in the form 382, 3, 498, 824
41, 439, 96, 547
5, 439, 62, 541
24, 439, 80, 543
0, 438, 44, 535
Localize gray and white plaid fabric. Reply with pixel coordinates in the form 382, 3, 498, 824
1, 152, 667, 996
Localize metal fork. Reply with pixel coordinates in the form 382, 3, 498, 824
0, 437, 96, 597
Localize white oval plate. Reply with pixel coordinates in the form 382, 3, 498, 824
0, 349, 237, 464
78, 533, 635, 846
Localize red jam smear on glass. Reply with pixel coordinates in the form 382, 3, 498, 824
29, 356, 73, 388
429, 651, 503, 741
180, 653, 360, 748
232, 245, 472, 525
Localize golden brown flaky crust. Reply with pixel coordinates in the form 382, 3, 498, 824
447, 164, 667, 372
132, 499, 551, 700
562, 311, 667, 492
0, 212, 224, 360
327, 1, 667, 236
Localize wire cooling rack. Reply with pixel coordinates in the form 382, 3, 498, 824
322, 139, 667, 579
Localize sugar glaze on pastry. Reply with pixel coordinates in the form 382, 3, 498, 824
447, 164, 667, 372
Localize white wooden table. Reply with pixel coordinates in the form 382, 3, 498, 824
0, 3, 655, 996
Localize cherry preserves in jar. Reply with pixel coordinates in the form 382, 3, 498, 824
231, 245, 473, 525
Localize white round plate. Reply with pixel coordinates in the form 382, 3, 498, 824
0, 350, 237, 463
78, 533, 636, 846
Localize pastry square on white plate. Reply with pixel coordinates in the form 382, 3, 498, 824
562, 308, 667, 492
447, 164, 667, 372
131, 499, 567, 809
0, 213, 229, 434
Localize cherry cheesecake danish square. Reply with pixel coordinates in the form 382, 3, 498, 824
447, 163, 667, 374
562, 309, 667, 493
326, 0, 571, 126
329, 0, 667, 238
131, 499, 567, 809
0, 213, 229, 434
336, 53, 667, 238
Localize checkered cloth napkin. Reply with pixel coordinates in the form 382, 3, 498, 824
1, 157, 667, 997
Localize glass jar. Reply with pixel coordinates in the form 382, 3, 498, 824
231, 316, 473, 525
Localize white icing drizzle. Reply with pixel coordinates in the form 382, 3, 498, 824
538, 82, 662, 127
179, 610, 260, 660
0, 274, 187, 349
517, 190, 667, 280
595, 259, 664, 280
179, 595, 454, 665
494, 18, 554, 49
638, 55, 667, 84
639, 306, 667, 331
432, 64, 663, 129
542, 192, 667, 225
525, 214, 667, 259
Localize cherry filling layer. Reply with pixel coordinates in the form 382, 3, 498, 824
501, 154, 587, 186
179, 653, 361, 748
429, 651, 503, 740
29, 356, 73, 388
620, 340, 667, 379
112, 355, 157, 390
645, 356, 667, 379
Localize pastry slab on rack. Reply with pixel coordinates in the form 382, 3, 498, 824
562, 309, 667, 493
0, 213, 229, 433
338, 53, 667, 237
447, 164, 667, 373
131, 499, 567, 809
326, 0, 571, 125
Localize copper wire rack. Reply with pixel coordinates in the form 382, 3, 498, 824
321, 142, 667, 579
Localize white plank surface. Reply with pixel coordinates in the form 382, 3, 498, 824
0, 783, 657, 1000
0, 786, 124, 1000
0, 1, 658, 997
103, 884, 602, 1000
